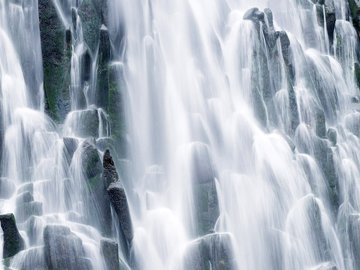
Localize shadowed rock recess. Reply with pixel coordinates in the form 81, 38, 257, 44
1, 0, 360, 269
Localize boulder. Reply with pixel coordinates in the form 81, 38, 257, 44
44, 225, 91, 270
327, 128, 337, 145
0, 214, 25, 258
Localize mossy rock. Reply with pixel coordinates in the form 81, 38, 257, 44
108, 64, 128, 158
38, 0, 71, 122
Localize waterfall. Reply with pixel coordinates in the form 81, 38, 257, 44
0, 0, 360, 269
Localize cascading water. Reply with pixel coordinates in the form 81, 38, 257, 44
1, 0, 360, 269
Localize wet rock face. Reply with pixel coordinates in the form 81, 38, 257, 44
184, 233, 236, 270
78, 0, 102, 54
15, 188, 43, 223
63, 137, 79, 162
66, 109, 101, 138
38, 0, 71, 122
0, 214, 25, 258
107, 181, 133, 245
190, 143, 220, 236
44, 225, 91, 270
103, 149, 119, 187
349, 0, 360, 37
101, 239, 120, 270
348, 214, 360, 268
96, 27, 111, 109
80, 141, 112, 235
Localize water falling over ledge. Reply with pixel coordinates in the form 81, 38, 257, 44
0, 0, 360, 269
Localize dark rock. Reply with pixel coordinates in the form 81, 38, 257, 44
38, 0, 71, 122
355, 62, 360, 88
44, 225, 91, 270
103, 150, 119, 187
107, 182, 133, 246
348, 0, 360, 38
101, 239, 120, 270
315, 109, 327, 138
324, 0, 336, 42
0, 178, 16, 199
243, 8, 264, 23
96, 27, 111, 109
81, 49, 92, 83
190, 143, 220, 235
78, 0, 101, 54
327, 128, 337, 145
0, 214, 25, 258
184, 233, 236, 270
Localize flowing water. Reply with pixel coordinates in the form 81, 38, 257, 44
0, 0, 360, 269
